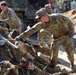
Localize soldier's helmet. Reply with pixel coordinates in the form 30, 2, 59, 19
45, 4, 51, 10
35, 8, 47, 19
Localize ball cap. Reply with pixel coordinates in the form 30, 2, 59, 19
35, 8, 47, 19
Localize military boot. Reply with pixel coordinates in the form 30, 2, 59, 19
50, 59, 57, 69
70, 61, 74, 72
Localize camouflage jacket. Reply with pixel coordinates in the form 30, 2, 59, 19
19, 13, 74, 41
1, 8, 22, 29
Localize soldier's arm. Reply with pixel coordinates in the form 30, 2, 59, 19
16, 22, 43, 42
67, 19, 74, 35
59, 14, 74, 37
64, 16, 74, 37
62, 15, 74, 32
8, 9, 16, 19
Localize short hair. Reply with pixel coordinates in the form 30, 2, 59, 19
0, 1, 7, 6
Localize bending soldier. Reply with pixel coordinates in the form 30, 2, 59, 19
0, 1, 22, 33
16, 8, 74, 71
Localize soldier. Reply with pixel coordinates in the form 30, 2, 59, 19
16, 8, 74, 71
0, 1, 22, 34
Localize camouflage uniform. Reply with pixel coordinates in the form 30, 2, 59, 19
0, 3, 22, 33
17, 9, 74, 70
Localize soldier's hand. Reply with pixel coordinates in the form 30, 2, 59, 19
16, 36, 20, 41
15, 33, 23, 41
16, 33, 28, 42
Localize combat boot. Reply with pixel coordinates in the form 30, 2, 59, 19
70, 61, 74, 72
50, 59, 56, 69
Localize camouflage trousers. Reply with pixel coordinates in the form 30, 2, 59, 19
51, 36, 74, 70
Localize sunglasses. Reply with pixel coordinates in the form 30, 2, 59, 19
38, 15, 43, 20
38, 17, 41, 20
